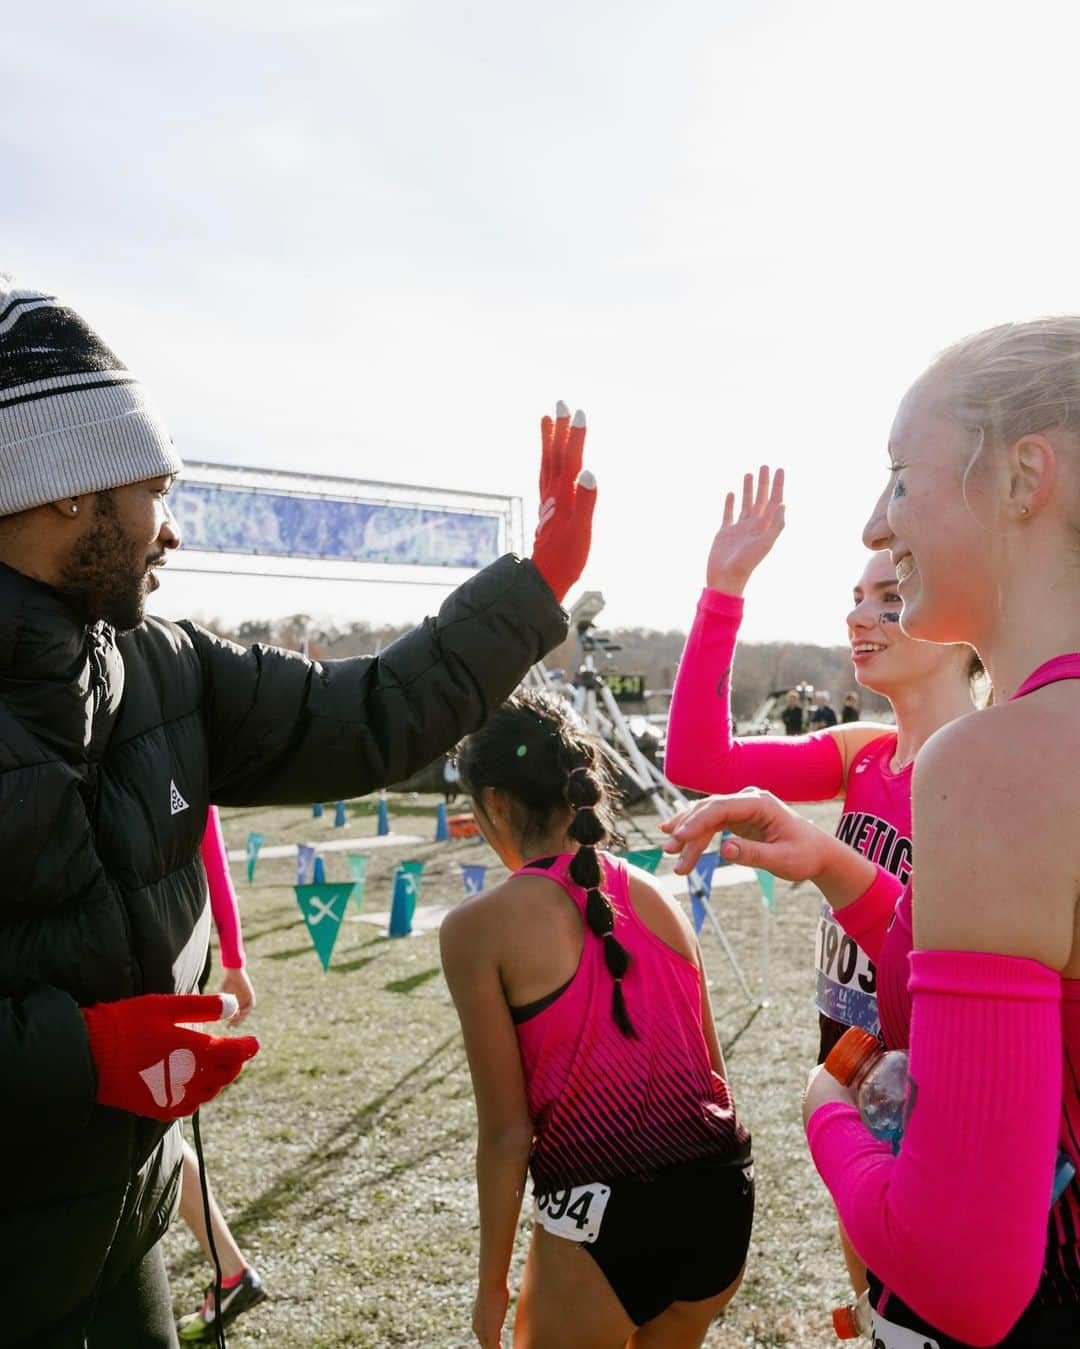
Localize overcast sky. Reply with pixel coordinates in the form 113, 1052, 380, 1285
7, 0, 1080, 643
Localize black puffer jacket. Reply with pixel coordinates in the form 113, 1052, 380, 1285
0, 554, 565, 1342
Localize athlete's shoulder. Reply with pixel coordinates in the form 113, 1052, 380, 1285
913, 703, 1078, 964
829, 721, 894, 779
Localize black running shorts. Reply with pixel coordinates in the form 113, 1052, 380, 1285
567, 1141, 755, 1327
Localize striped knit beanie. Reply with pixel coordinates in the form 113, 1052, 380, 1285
0, 276, 182, 516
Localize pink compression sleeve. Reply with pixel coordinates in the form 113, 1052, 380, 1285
807, 949, 1062, 1347
830, 867, 904, 964
665, 589, 844, 799
200, 805, 245, 970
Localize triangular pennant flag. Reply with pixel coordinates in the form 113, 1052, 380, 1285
620, 847, 663, 874
388, 868, 419, 937
346, 854, 368, 910
461, 864, 487, 896
755, 869, 776, 909
312, 856, 326, 884
297, 844, 316, 886
334, 800, 347, 828
245, 832, 265, 884
295, 882, 355, 970
687, 852, 721, 935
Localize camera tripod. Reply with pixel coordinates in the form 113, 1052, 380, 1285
529, 598, 765, 1008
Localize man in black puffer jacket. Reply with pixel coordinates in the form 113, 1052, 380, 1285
0, 277, 596, 1346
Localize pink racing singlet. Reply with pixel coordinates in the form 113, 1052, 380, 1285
513, 854, 749, 1192
664, 589, 913, 1039
873, 654, 1080, 1311
816, 733, 912, 1036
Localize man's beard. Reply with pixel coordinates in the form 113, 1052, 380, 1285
56, 493, 153, 632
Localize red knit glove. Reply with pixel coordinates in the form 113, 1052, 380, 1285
530, 401, 598, 604
82, 993, 259, 1122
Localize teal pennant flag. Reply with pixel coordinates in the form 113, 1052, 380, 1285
346, 854, 368, 911
295, 882, 355, 970
620, 847, 663, 874
246, 832, 265, 884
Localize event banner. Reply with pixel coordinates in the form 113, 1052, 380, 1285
169, 480, 502, 569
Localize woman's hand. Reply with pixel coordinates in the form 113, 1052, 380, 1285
705, 465, 785, 595
472, 1281, 510, 1348
802, 1062, 858, 1129
660, 788, 829, 881
220, 966, 256, 1025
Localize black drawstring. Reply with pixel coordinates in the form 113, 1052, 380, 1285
192, 1109, 227, 1349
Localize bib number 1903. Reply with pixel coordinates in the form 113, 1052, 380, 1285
533, 1182, 611, 1244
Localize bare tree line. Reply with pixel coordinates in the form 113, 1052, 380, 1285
200, 614, 889, 722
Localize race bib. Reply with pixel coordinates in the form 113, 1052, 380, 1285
533, 1181, 611, 1244
815, 902, 880, 1034
871, 1309, 940, 1348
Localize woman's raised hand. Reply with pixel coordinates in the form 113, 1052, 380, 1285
706, 465, 785, 594
659, 787, 828, 882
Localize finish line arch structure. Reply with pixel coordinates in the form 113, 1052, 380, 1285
166, 459, 524, 603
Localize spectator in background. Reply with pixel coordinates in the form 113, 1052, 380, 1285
810, 689, 838, 729
841, 692, 860, 724
781, 690, 805, 735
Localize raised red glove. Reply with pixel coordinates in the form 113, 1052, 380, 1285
530, 401, 598, 604
82, 993, 259, 1122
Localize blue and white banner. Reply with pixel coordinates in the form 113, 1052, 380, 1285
169, 481, 501, 569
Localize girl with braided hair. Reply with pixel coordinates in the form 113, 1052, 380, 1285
442, 689, 752, 1349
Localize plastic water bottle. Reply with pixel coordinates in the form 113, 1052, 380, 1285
825, 1025, 1077, 1201
825, 1026, 908, 1152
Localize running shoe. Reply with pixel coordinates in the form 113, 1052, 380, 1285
177, 1267, 267, 1342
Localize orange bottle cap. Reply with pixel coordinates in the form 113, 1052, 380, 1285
832, 1304, 859, 1338
824, 1025, 881, 1087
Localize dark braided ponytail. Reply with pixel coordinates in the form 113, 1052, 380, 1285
456, 688, 633, 1037
565, 758, 636, 1037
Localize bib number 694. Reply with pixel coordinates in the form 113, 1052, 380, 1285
533, 1181, 611, 1244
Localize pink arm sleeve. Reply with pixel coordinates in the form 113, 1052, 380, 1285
200, 805, 245, 970
807, 949, 1062, 1346
665, 589, 844, 800
830, 867, 904, 963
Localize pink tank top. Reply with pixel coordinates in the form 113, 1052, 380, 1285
513, 854, 748, 1191
875, 654, 1080, 1300
817, 733, 912, 1034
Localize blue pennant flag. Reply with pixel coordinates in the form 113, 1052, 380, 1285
687, 851, 721, 934
461, 864, 487, 896
297, 844, 316, 885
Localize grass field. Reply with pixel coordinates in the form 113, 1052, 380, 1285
164, 795, 850, 1349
